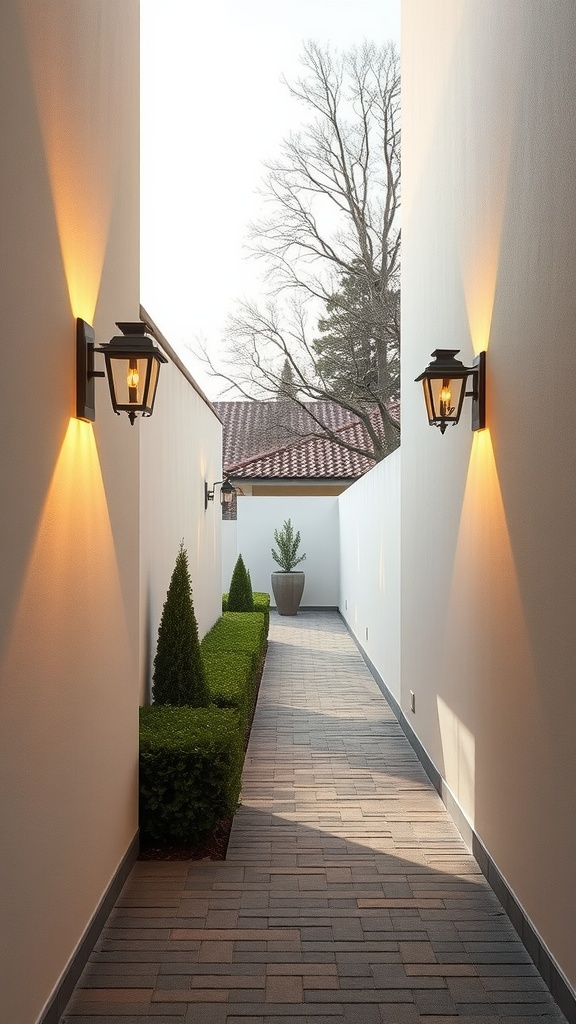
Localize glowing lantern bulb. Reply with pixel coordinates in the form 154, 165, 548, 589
127, 359, 139, 403
439, 380, 452, 419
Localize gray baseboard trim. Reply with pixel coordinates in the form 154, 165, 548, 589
271, 606, 340, 612
342, 616, 576, 1024
39, 830, 139, 1024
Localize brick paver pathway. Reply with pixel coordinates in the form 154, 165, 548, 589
62, 611, 566, 1023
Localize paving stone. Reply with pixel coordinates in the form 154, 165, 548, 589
477, 965, 540, 978
303, 977, 340, 991
414, 988, 459, 1015
404, 963, 477, 978
182, 1008, 227, 1024
481, 977, 549, 992
266, 975, 304, 1003
64, 1003, 184, 1016
266, 965, 338, 977
343, 1006, 382, 1023
398, 942, 437, 964
446, 977, 491, 1001
68, 989, 153, 1003
154, 978, 195, 991
81, 977, 160, 989
339, 977, 376, 990
376, 1007, 423, 1024
198, 941, 234, 963
151, 990, 228, 1003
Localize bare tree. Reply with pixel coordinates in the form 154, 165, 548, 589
203, 40, 400, 462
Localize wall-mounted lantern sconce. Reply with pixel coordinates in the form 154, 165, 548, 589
415, 349, 486, 434
77, 318, 168, 425
205, 478, 236, 510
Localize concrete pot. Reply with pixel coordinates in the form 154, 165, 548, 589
271, 572, 305, 615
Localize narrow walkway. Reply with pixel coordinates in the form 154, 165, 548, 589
62, 611, 565, 1023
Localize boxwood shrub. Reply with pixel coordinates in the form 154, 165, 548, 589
227, 554, 254, 612
222, 591, 270, 636
139, 706, 243, 844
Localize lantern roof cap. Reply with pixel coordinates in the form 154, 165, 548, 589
415, 348, 474, 381
116, 321, 149, 336
101, 325, 168, 362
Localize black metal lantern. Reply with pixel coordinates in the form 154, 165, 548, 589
219, 479, 236, 506
205, 478, 236, 509
415, 349, 486, 434
77, 318, 168, 425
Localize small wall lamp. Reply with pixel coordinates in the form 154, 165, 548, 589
77, 318, 168, 425
415, 349, 486, 434
205, 478, 236, 510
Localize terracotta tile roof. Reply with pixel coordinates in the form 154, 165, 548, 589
214, 400, 385, 481
214, 400, 359, 467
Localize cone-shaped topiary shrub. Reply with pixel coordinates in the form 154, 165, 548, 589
152, 542, 210, 706
227, 554, 254, 612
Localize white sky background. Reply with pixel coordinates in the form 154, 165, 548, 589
140, 0, 400, 400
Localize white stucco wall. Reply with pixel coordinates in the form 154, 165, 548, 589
0, 3, 140, 1021
139, 350, 222, 702
403, 0, 576, 990
222, 518, 239, 594
224, 496, 340, 607
338, 450, 401, 703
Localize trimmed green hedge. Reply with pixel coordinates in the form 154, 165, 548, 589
203, 651, 255, 725
202, 613, 266, 722
222, 591, 270, 635
203, 611, 266, 659
139, 609, 269, 846
139, 706, 243, 843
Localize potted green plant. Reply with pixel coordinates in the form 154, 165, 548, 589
271, 518, 306, 615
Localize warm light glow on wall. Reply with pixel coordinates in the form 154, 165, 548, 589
0, 418, 129, 696
446, 429, 538, 704
460, 198, 509, 355
433, 429, 539, 824
19, 2, 119, 322
458, 56, 519, 356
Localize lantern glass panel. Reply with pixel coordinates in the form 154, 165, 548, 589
422, 379, 434, 422
109, 356, 144, 408
427, 375, 466, 424
146, 359, 160, 412
108, 355, 159, 414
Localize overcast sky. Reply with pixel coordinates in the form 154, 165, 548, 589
140, 0, 400, 398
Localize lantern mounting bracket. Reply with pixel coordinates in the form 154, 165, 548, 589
469, 351, 486, 431
77, 319, 104, 422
